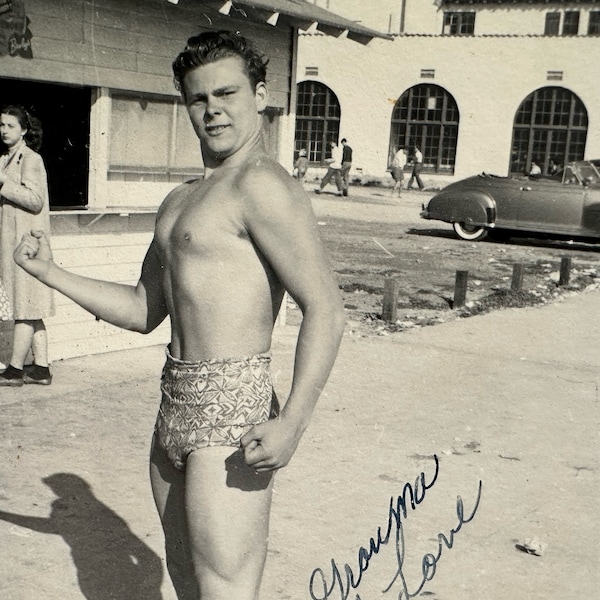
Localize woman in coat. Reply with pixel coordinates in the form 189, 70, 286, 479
0, 105, 54, 386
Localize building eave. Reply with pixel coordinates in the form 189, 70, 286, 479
440, 0, 599, 5
165, 0, 392, 44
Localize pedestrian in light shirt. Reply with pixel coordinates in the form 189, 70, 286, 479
315, 141, 343, 196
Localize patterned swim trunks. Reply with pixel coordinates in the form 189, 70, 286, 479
154, 347, 280, 471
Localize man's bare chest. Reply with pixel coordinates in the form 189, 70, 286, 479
156, 181, 251, 258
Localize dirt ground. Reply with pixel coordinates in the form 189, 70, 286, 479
299, 184, 600, 335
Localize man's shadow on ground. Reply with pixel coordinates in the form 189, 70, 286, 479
0, 473, 163, 600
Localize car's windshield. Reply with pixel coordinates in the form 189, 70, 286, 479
562, 165, 580, 185
576, 162, 600, 186
562, 162, 600, 186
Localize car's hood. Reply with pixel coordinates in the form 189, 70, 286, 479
442, 173, 508, 192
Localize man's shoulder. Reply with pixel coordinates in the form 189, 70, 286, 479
236, 156, 307, 217
156, 178, 199, 213
236, 156, 293, 192
163, 178, 198, 198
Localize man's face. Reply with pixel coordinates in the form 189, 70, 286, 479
182, 56, 267, 162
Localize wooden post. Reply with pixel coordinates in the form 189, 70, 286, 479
453, 270, 469, 309
559, 257, 572, 286
382, 278, 400, 322
511, 263, 524, 292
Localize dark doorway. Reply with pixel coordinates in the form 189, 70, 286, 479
1, 78, 91, 208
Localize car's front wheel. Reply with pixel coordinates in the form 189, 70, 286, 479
452, 222, 488, 241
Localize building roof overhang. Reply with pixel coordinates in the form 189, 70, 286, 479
440, 0, 598, 5
165, 0, 392, 44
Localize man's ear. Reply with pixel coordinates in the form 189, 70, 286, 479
255, 82, 268, 112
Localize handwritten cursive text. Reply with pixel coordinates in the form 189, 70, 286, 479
309, 456, 483, 600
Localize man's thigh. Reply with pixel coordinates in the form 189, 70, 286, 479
185, 446, 274, 581
150, 441, 199, 599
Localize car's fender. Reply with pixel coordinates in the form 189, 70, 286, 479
422, 191, 496, 226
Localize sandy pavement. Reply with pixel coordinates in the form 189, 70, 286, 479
1, 283, 599, 599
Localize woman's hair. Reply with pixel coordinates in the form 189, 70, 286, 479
0, 104, 43, 151
172, 30, 268, 97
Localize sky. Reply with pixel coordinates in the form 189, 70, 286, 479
311, 0, 401, 32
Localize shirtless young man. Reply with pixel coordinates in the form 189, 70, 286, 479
14, 31, 346, 600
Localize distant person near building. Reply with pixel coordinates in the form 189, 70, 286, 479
294, 148, 308, 180
391, 146, 407, 197
340, 138, 352, 197
315, 141, 343, 196
407, 145, 425, 191
529, 161, 542, 178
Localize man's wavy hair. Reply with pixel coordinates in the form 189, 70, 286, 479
0, 104, 43, 152
172, 30, 268, 97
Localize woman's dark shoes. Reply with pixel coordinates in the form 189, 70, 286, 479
23, 373, 52, 385
23, 364, 52, 385
0, 365, 24, 387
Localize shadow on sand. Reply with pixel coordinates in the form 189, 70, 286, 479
0, 473, 163, 599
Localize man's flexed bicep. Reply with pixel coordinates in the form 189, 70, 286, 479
241, 169, 342, 315
15, 231, 168, 333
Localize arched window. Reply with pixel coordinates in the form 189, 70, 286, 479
510, 87, 588, 175
389, 84, 459, 174
294, 81, 340, 165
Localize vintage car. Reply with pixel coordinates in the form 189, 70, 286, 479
420, 160, 600, 242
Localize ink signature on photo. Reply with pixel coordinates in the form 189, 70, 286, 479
309, 456, 483, 600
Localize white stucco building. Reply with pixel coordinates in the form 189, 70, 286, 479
296, 0, 600, 186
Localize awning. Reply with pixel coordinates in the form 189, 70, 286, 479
166, 0, 392, 44
440, 0, 598, 4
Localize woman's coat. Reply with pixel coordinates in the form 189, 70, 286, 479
0, 143, 54, 319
